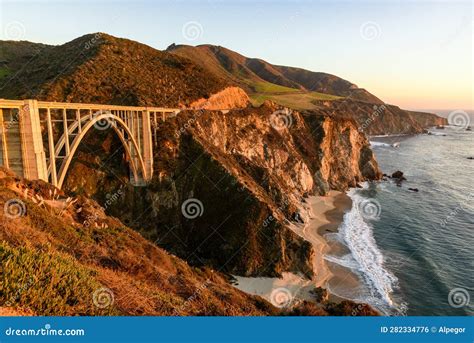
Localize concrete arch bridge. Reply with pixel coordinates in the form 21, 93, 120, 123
0, 99, 180, 188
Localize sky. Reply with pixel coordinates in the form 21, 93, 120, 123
0, 0, 472, 110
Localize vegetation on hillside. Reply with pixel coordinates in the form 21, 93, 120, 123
0, 34, 227, 107
0, 169, 278, 315
168, 44, 380, 109
0, 167, 378, 316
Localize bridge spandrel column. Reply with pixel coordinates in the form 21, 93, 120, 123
19, 100, 48, 181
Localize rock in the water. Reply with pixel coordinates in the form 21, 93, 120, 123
391, 170, 405, 179
467, 157, 474, 160
408, 188, 419, 192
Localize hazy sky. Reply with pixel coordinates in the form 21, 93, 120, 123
1, 0, 472, 110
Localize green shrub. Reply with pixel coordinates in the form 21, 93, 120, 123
0, 242, 118, 315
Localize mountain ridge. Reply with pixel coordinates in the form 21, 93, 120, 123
0, 33, 446, 136
0, 33, 227, 107
167, 43, 383, 105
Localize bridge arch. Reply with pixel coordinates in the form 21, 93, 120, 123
56, 113, 147, 189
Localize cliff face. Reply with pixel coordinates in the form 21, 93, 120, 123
405, 110, 448, 129
316, 99, 447, 135
62, 101, 381, 279
189, 86, 250, 110
304, 114, 381, 189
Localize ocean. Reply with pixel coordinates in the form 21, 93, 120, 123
326, 122, 473, 316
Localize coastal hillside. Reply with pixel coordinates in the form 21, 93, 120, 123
0, 33, 381, 281
0, 168, 377, 316
315, 99, 447, 135
167, 44, 381, 104
0, 34, 446, 134
0, 168, 275, 315
0, 33, 447, 313
168, 44, 447, 134
61, 101, 381, 279
0, 33, 227, 107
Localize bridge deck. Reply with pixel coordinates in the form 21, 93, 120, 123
0, 99, 180, 113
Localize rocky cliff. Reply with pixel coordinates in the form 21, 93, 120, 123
62, 101, 381, 279
315, 99, 447, 135
0, 168, 378, 316
190, 86, 250, 110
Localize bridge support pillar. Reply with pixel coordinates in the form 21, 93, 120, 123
19, 100, 48, 181
0, 109, 9, 169
141, 109, 153, 181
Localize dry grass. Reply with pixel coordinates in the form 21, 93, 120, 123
0, 170, 278, 316
250, 91, 341, 110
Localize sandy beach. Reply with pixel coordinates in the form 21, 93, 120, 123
233, 191, 361, 306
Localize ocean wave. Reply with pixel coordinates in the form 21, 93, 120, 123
370, 141, 400, 148
324, 254, 359, 270
327, 189, 400, 313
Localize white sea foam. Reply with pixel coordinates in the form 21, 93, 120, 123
370, 141, 391, 147
325, 188, 399, 313
370, 141, 400, 148
427, 131, 447, 136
